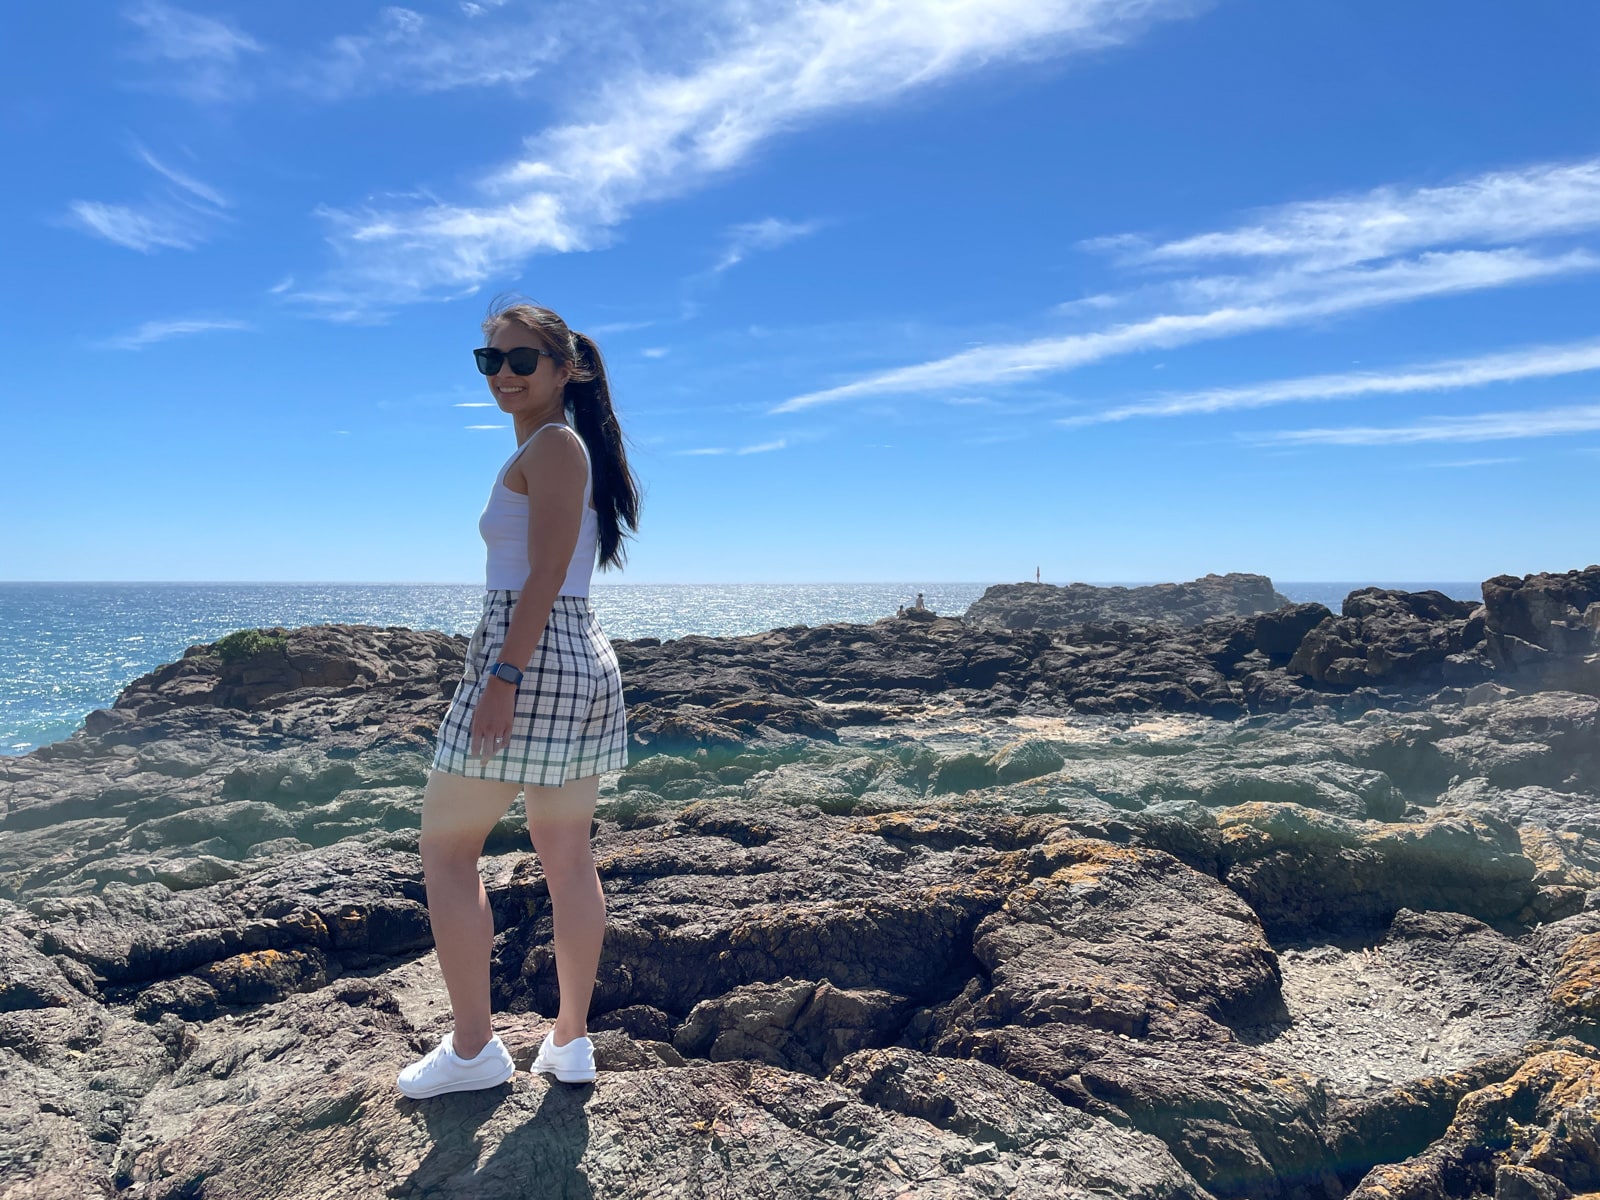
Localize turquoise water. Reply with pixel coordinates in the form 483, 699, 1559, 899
0, 580, 1480, 756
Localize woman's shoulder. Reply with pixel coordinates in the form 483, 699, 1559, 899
522, 422, 589, 478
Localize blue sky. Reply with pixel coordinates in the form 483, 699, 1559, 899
3, 0, 1598, 585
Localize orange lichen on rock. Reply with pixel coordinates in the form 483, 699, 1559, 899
1549, 933, 1600, 1031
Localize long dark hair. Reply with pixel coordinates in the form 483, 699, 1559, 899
481, 296, 641, 570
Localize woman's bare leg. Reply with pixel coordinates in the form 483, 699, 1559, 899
419, 769, 521, 1059
525, 773, 605, 1044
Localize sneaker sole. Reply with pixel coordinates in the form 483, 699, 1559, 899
397, 1059, 516, 1099
531, 1057, 596, 1083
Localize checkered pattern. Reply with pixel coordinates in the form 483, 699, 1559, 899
432, 591, 629, 785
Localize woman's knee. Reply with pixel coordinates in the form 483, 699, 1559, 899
420, 769, 521, 850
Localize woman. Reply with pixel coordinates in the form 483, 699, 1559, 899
397, 299, 640, 1099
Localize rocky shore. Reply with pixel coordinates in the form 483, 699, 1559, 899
2, 566, 1599, 1199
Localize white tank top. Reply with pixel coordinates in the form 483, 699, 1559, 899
479, 422, 599, 596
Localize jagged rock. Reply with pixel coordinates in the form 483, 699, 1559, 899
1288, 589, 1488, 690
966, 572, 1293, 632
1482, 565, 1600, 694
1345, 1037, 1600, 1200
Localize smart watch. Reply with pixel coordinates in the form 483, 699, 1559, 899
486, 661, 523, 686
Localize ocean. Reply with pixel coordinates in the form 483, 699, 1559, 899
0, 580, 1482, 757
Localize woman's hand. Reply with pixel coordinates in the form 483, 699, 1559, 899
470, 678, 517, 759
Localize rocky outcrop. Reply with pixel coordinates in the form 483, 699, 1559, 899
1287, 588, 1487, 689
1482, 566, 1600, 695
965, 572, 1293, 631
3, 566, 1600, 1198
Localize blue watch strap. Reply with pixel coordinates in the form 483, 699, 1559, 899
488, 661, 522, 685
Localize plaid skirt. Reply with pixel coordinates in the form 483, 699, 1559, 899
431, 591, 629, 786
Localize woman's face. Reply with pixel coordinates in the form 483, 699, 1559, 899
484, 321, 569, 415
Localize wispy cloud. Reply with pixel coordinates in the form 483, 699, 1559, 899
714, 217, 822, 272
305, 0, 1207, 311
1426, 457, 1521, 468
1089, 157, 1600, 271
67, 202, 208, 253
774, 247, 1599, 411
641, 347, 670, 358
123, 1, 264, 102
134, 143, 229, 208
772, 154, 1600, 413
1058, 336, 1600, 427
290, 6, 563, 100
675, 436, 791, 455
123, 1, 566, 103
465, 423, 509, 430
1248, 403, 1600, 447
589, 319, 657, 336
100, 317, 252, 350
66, 142, 230, 253
454, 401, 497, 407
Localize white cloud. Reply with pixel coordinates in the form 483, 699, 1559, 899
307, 0, 1207, 310
124, 0, 576, 103
67, 202, 208, 253
1088, 156, 1600, 271
454, 401, 497, 407
674, 436, 790, 455
1058, 336, 1600, 427
1426, 457, 1521, 468
67, 142, 230, 253
291, 5, 562, 100
641, 347, 670, 358
1248, 403, 1600, 447
134, 144, 229, 208
589, 319, 657, 335
773, 246, 1600, 411
465, 424, 509, 430
123, 1, 265, 102
770, 151, 1600, 413
100, 318, 252, 350
714, 217, 822, 272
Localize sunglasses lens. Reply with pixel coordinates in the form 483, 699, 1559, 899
507, 347, 542, 375
473, 348, 502, 376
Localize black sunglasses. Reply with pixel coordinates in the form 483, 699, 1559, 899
473, 346, 559, 376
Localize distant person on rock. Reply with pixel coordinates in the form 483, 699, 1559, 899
398, 297, 641, 1100
915, 592, 925, 610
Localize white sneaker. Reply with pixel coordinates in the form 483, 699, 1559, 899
396, 1030, 515, 1099
530, 1029, 596, 1083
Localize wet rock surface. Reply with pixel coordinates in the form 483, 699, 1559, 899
2, 566, 1599, 1198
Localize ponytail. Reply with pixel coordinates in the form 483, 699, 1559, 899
563, 331, 640, 570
